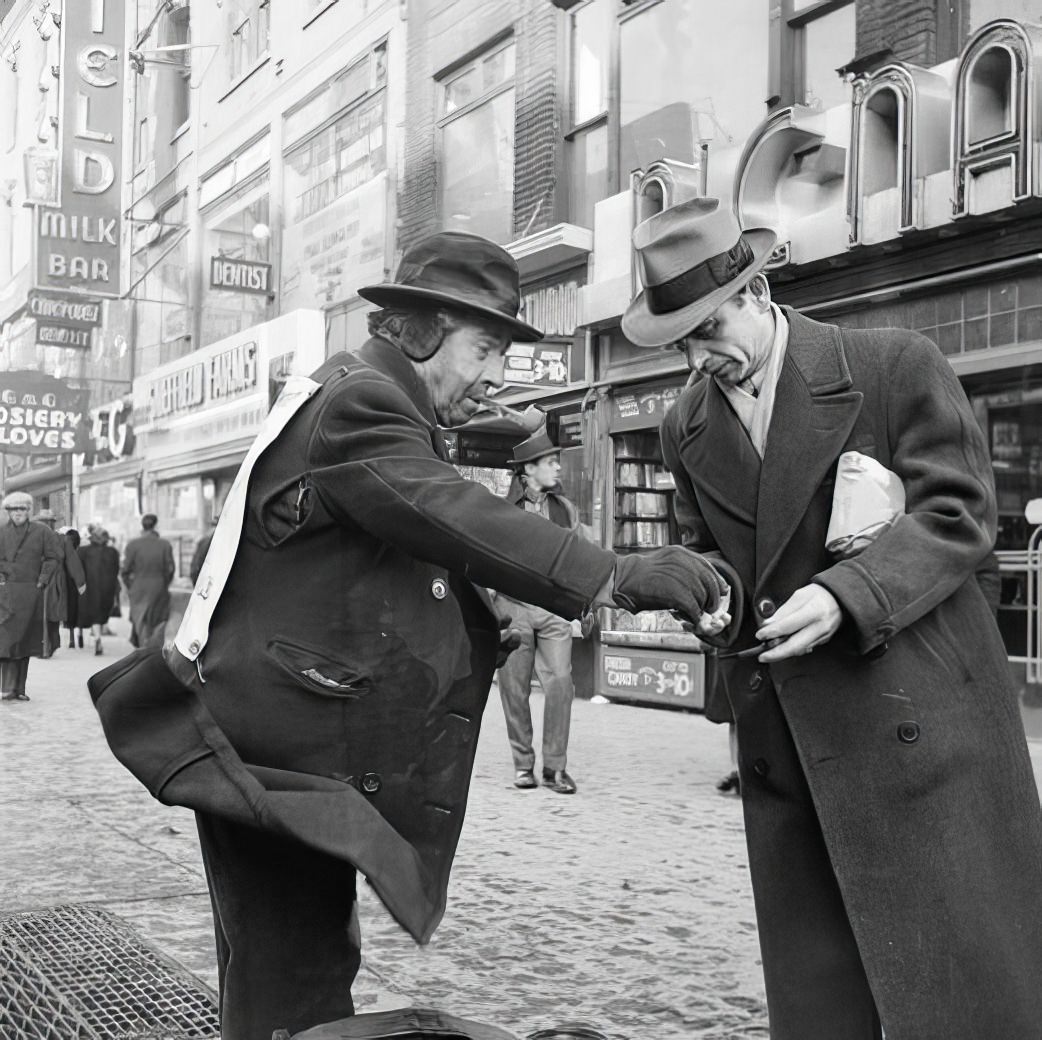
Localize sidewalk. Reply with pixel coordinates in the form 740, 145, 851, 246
1, 623, 1040, 1040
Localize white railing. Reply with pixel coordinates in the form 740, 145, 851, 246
999, 544, 1042, 681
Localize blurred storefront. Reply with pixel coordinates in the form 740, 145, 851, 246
132, 310, 325, 577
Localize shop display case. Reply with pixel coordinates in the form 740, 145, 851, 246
595, 426, 707, 710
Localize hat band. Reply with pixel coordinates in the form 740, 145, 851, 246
644, 237, 755, 316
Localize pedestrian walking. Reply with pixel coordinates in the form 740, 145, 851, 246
34, 509, 86, 657
0, 492, 60, 701
78, 528, 121, 656
120, 514, 175, 649
59, 528, 86, 648
189, 518, 217, 585
90, 230, 730, 1040
623, 195, 1042, 1040
494, 430, 583, 795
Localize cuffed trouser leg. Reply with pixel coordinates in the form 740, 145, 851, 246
1, 658, 29, 695
497, 603, 537, 771
532, 612, 574, 771
195, 812, 361, 1040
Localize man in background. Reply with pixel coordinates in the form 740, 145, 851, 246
120, 514, 175, 648
494, 430, 582, 795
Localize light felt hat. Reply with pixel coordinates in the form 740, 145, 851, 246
622, 197, 777, 348
358, 231, 543, 343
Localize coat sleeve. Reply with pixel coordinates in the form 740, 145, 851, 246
37, 527, 61, 587
305, 374, 616, 620
64, 541, 86, 589
813, 333, 996, 653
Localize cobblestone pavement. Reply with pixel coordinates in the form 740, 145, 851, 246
2, 620, 1041, 1040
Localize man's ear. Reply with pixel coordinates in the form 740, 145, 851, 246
748, 273, 772, 310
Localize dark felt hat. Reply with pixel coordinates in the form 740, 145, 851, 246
358, 231, 543, 342
622, 197, 777, 348
511, 430, 559, 465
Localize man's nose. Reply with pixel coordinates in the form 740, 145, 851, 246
483, 353, 506, 389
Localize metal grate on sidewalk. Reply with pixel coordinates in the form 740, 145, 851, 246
0, 903, 220, 1040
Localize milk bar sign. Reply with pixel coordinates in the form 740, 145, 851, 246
36, 0, 126, 296
210, 256, 272, 296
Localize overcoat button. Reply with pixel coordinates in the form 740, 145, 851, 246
361, 772, 382, 794
188, 640, 201, 655
753, 758, 770, 777
897, 721, 920, 744
430, 578, 448, 600
748, 670, 763, 691
756, 597, 777, 619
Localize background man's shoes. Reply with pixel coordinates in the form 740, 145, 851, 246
514, 769, 537, 789
716, 770, 741, 795
542, 768, 577, 794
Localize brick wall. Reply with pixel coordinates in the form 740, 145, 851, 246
856, 0, 939, 68
399, 0, 560, 251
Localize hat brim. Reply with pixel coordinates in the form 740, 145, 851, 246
356, 284, 543, 342
621, 228, 778, 348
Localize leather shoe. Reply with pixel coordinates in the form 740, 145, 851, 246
716, 770, 740, 795
542, 768, 577, 794
513, 769, 537, 789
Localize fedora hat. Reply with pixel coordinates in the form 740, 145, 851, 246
511, 430, 559, 466
33, 508, 57, 522
622, 197, 777, 348
358, 231, 543, 342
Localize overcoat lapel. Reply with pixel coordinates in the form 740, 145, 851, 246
678, 379, 760, 587
756, 313, 863, 586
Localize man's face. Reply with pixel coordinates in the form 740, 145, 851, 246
525, 453, 561, 491
679, 291, 774, 387
5, 506, 29, 526
423, 319, 512, 427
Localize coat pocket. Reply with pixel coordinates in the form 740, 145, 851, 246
266, 637, 372, 699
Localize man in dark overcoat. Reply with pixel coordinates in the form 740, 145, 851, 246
0, 492, 60, 700
622, 196, 1042, 1040
34, 508, 86, 657
120, 514, 174, 648
89, 231, 727, 1040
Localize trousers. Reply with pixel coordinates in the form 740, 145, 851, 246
0, 657, 29, 695
195, 812, 362, 1040
495, 597, 574, 771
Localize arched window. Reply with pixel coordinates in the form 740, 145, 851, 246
863, 88, 901, 196
967, 47, 1014, 143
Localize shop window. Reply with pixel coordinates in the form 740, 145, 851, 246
566, 0, 610, 229
779, 0, 855, 112
618, 0, 769, 186
436, 39, 516, 243
200, 175, 272, 347
165, 3, 192, 133
227, 0, 270, 82
967, 47, 1014, 143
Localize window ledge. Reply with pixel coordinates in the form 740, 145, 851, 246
505, 223, 594, 279
171, 120, 190, 144
303, 0, 338, 29
219, 54, 271, 103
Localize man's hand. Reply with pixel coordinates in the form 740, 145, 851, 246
77, 584, 87, 596
695, 586, 732, 637
495, 614, 522, 669
613, 546, 728, 622
756, 584, 841, 662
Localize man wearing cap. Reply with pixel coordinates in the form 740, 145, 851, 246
494, 430, 583, 794
0, 493, 60, 700
622, 196, 1042, 1040
33, 508, 86, 657
89, 231, 731, 1040
120, 514, 175, 649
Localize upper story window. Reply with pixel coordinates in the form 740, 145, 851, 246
784, 0, 855, 111
618, 0, 769, 185
227, 0, 270, 82
437, 38, 516, 243
566, 0, 611, 229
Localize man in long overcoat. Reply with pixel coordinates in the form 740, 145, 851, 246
120, 514, 174, 648
34, 508, 86, 657
0, 492, 60, 700
89, 231, 727, 1040
622, 197, 1042, 1040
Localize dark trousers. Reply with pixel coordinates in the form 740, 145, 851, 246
195, 812, 362, 1040
0, 657, 30, 695
732, 677, 882, 1040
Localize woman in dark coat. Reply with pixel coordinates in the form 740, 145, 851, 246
0, 492, 60, 700
62, 528, 84, 647
78, 528, 121, 656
